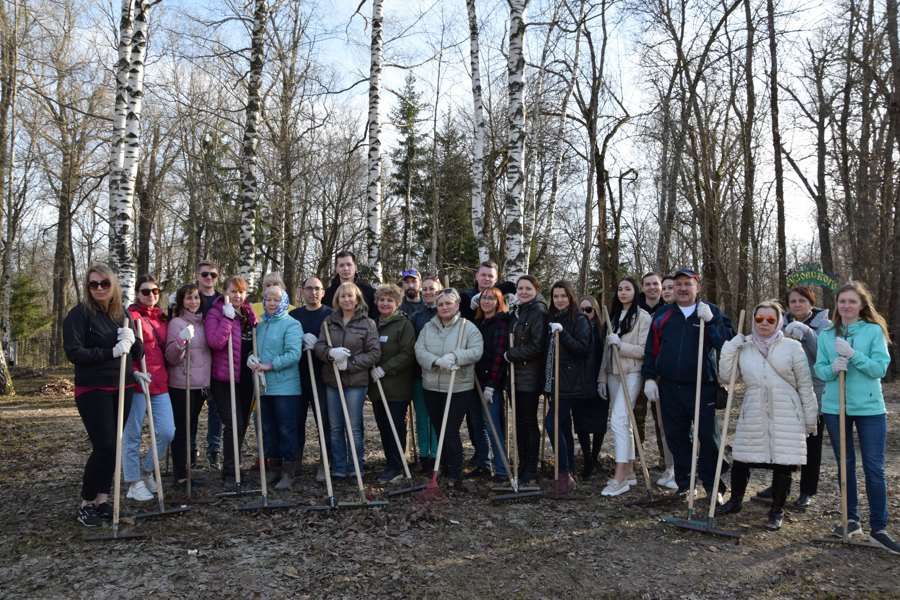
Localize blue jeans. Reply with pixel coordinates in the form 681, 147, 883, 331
123, 391, 175, 482
823, 412, 888, 531
261, 395, 300, 462
483, 388, 507, 477
326, 385, 367, 476
466, 397, 492, 469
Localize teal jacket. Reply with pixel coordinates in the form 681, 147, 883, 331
256, 311, 303, 396
814, 321, 890, 416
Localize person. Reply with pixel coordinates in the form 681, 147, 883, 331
410, 275, 443, 473
716, 300, 818, 530
322, 250, 379, 320
598, 278, 651, 497
195, 259, 222, 470
123, 275, 176, 502
755, 285, 831, 507
369, 284, 416, 483
399, 269, 424, 315
415, 288, 484, 481
460, 261, 517, 321
544, 280, 593, 495
660, 275, 675, 304
206, 276, 259, 488
637, 272, 664, 315
289, 277, 333, 482
474, 286, 510, 483
314, 282, 381, 479
574, 295, 608, 480
813, 281, 900, 553
642, 268, 730, 499
505, 274, 548, 485
165, 283, 211, 491
63, 264, 144, 526
249, 285, 303, 491
250, 272, 296, 316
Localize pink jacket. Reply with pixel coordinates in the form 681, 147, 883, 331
166, 309, 211, 389
205, 296, 258, 383
128, 304, 169, 394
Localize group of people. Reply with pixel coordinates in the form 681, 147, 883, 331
62, 254, 900, 554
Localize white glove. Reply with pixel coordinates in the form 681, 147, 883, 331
644, 379, 659, 402
117, 327, 135, 344
507, 295, 520, 308
435, 354, 457, 370
503, 351, 511, 363
441, 353, 457, 367
783, 321, 809, 341
449, 363, 460, 371
168, 291, 177, 308
696, 302, 713, 323
178, 325, 195, 342
835, 338, 855, 358
470, 293, 481, 310
247, 355, 261, 369
302, 333, 318, 351
606, 333, 621, 347
729, 333, 745, 345
329, 347, 352, 362
111, 336, 134, 358
133, 370, 151, 385
832, 356, 849, 373
483, 386, 495, 403
597, 381, 608, 400
336, 359, 348, 371
549, 322, 563, 334
371, 366, 385, 380
222, 302, 236, 319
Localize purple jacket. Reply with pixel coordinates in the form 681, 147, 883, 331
205, 296, 258, 383
166, 309, 211, 390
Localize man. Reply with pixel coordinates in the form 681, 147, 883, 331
322, 250, 378, 320
459, 261, 516, 321
194, 259, 222, 470
399, 269, 424, 315
638, 272, 664, 315
641, 268, 729, 499
289, 277, 333, 482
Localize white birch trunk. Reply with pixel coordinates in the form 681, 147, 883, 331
237, 0, 267, 287
467, 0, 489, 263
505, 0, 528, 281
366, 0, 384, 283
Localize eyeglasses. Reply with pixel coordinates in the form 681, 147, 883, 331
303, 286, 323, 292
140, 288, 160, 297
754, 315, 778, 324
88, 279, 111, 290
581, 306, 594, 313
199, 271, 218, 279
401, 269, 420, 278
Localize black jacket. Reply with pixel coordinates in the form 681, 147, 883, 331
474, 312, 510, 392
506, 295, 548, 393
546, 308, 593, 400
63, 304, 144, 387
323, 274, 378, 320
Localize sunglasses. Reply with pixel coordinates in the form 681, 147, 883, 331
303, 286, 323, 292
754, 315, 778, 324
437, 288, 457, 297
581, 306, 594, 313
401, 269, 420, 278
140, 288, 160, 297
88, 279, 111, 290
199, 271, 218, 279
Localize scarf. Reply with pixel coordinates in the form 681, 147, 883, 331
262, 288, 290, 322
750, 321, 783, 358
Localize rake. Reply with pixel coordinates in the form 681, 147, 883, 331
373, 379, 428, 496
304, 350, 338, 511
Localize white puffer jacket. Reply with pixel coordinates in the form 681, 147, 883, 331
719, 336, 818, 465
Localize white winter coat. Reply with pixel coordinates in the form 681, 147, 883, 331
718, 336, 818, 465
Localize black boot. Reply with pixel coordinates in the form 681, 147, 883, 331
766, 509, 784, 531
716, 497, 743, 515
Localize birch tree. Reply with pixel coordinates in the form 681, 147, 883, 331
366, 0, 384, 283
466, 0, 489, 263
505, 0, 529, 281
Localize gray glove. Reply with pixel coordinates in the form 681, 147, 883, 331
371, 366, 385, 380
783, 321, 809, 341
644, 379, 659, 402
597, 381, 608, 400
483, 386, 495, 403
247, 355, 261, 370
606, 333, 621, 347
835, 338, 855, 358
832, 356, 849, 373
133, 371, 151, 386
336, 359, 348, 371
302, 332, 318, 351
329, 347, 352, 362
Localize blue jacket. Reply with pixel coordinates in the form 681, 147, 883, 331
642, 301, 728, 384
256, 311, 303, 396
813, 321, 890, 416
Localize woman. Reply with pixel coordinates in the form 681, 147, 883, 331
415, 288, 484, 481
369, 284, 416, 483
410, 275, 443, 474
814, 282, 899, 552
474, 287, 510, 483
598, 278, 650, 496
63, 264, 143, 526
165, 283, 211, 491
575, 295, 607, 480
715, 300, 817, 530
544, 280, 593, 494
206, 276, 258, 488
123, 275, 176, 502
314, 282, 381, 479
250, 286, 303, 490
250, 272, 295, 316
660, 275, 675, 304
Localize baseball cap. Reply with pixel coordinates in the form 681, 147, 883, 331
673, 268, 700, 280
400, 269, 421, 280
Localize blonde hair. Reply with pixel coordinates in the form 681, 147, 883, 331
83, 264, 124, 322
333, 282, 367, 313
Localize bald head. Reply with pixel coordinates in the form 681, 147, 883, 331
302, 277, 325, 309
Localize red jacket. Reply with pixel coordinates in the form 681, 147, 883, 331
128, 303, 169, 394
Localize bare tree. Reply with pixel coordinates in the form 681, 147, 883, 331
505, 0, 529, 281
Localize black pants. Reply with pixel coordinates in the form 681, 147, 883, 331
514, 390, 541, 477
424, 389, 473, 479
213, 376, 254, 477
76, 389, 133, 501
299, 374, 331, 462
373, 397, 410, 471
633, 391, 667, 462
732, 460, 793, 513
799, 415, 824, 495
169, 387, 205, 480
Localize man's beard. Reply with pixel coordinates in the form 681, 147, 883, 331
405, 288, 418, 300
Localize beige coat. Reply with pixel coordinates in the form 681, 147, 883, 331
597, 308, 650, 383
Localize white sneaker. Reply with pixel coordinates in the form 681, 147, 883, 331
601, 479, 631, 497
127, 480, 154, 501
656, 469, 677, 489
142, 474, 158, 494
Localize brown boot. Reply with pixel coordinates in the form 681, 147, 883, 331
274, 461, 295, 491
266, 458, 283, 485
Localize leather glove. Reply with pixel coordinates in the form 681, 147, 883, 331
606, 333, 621, 347
832, 356, 849, 373
222, 302, 236, 319
549, 322, 563, 334
117, 327, 135, 344
302, 332, 318, 351
247, 355, 261, 370
329, 347, 352, 362
470, 293, 481, 310
178, 325, 195, 342
696, 302, 713, 323
835, 338, 855, 358
483, 386, 495, 403
644, 379, 660, 402
133, 371, 151, 385
597, 381, 608, 400
783, 321, 810, 341
336, 359, 348, 371
371, 366, 385, 380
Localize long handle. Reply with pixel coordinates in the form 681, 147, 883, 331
653, 392, 670, 466
508, 333, 519, 484
839, 370, 848, 542
306, 350, 334, 502
553, 329, 560, 482
375, 378, 413, 480
687, 318, 706, 518
430, 319, 468, 480
112, 317, 129, 533
227, 326, 241, 485
475, 379, 516, 492
252, 328, 269, 499
184, 339, 192, 498
602, 306, 653, 499
706, 310, 745, 521
408, 396, 418, 463
135, 323, 166, 511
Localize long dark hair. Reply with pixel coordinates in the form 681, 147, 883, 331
609, 277, 639, 336
172, 283, 202, 319
549, 280, 579, 325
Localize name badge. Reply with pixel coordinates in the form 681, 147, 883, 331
379, 335, 389, 342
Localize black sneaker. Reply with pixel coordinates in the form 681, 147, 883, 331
793, 494, 813, 509
207, 453, 221, 470
77, 505, 103, 527
869, 530, 900, 554
833, 520, 864, 538
765, 510, 784, 531
94, 502, 114, 521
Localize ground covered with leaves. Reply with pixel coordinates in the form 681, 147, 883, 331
1, 367, 899, 599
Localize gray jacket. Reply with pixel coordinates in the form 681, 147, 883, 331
415, 313, 483, 393
783, 307, 831, 408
